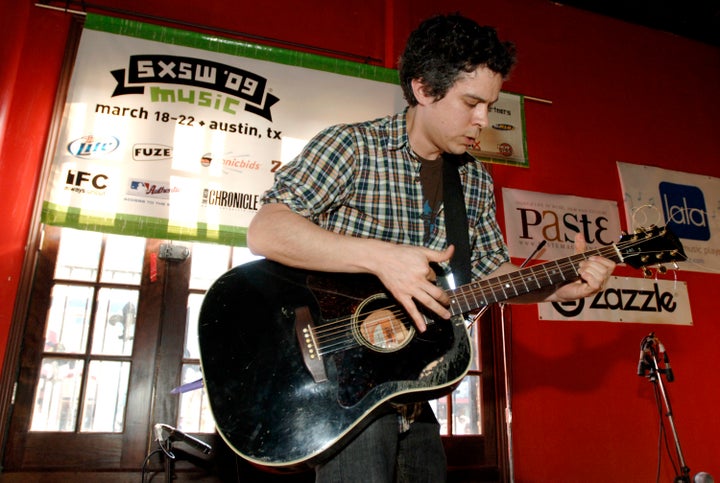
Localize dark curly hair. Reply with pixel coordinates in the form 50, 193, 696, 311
398, 14, 517, 106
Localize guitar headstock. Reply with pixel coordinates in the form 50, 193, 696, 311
617, 225, 687, 271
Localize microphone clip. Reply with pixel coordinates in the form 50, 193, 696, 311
637, 333, 675, 382
154, 423, 212, 458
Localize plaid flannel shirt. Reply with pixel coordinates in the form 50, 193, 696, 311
260, 109, 509, 280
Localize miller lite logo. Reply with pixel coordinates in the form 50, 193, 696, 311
67, 135, 119, 159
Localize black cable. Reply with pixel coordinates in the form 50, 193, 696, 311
141, 447, 164, 483
652, 381, 681, 482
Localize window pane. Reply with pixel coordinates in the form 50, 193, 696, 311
177, 364, 215, 433
46, 284, 93, 353
428, 398, 449, 436
189, 243, 230, 290
80, 360, 130, 432
100, 234, 145, 283
453, 376, 482, 435
467, 318, 483, 372
54, 228, 102, 281
185, 293, 204, 359
30, 358, 85, 431
231, 247, 262, 267
91, 288, 138, 356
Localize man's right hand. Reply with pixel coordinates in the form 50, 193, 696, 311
367, 243, 455, 332
249, 203, 455, 332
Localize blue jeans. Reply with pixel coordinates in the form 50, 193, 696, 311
314, 408, 447, 483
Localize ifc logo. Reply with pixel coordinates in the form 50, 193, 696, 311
659, 181, 710, 241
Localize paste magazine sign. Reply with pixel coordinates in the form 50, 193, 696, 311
501, 187, 622, 262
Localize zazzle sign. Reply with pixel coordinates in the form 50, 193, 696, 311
538, 276, 693, 325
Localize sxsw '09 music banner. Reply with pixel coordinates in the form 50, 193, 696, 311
618, 162, 720, 274
41, 14, 405, 245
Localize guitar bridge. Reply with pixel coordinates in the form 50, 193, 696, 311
294, 306, 328, 383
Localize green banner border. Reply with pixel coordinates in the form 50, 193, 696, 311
42, 201, 248, 245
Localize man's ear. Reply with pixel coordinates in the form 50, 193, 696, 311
411, 78, 432, 105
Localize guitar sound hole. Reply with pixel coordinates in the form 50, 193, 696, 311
353, 294, 414, 352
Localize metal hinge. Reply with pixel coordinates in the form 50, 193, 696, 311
158, 243, 190, 261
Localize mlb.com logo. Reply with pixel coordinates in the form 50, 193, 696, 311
660, 181, 710, 241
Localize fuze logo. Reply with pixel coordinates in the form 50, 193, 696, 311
659, 181, 710, 241
67, 135, 119, 159
133, 143, 172, 161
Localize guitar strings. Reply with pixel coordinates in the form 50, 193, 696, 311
312, 236, 670, 353
311, 233, 677, 355
314, 251, 672, 355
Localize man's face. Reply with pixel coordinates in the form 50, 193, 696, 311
415, 66, 503, 158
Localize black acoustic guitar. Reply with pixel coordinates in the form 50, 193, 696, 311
198, 225, 685, 470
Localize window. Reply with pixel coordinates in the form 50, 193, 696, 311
30, 230, 144, 434
4, 226, 507, 481
430, 318, 484, 436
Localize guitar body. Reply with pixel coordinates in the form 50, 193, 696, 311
198, 259, 472, 470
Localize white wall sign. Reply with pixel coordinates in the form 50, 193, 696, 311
618, 161, 720, 274
501, 187, 622, 262
538, 275, 693, 325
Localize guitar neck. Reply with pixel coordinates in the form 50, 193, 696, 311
448, 245, 621, 316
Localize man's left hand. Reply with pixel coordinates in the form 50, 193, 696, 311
551, 233, 616, 302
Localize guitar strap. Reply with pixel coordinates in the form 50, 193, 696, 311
442, 155, 472, 286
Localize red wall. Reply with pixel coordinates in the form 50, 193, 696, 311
0, 3, 72, 363
2, 1, 718, 481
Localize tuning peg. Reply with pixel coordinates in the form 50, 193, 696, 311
642, 267, 652, 277
657, 265, 668, 274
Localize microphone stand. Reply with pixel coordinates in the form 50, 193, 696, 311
496, 239, 546, 482
640, 335, 691, 483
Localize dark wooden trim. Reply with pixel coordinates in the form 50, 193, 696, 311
2, 226, 62, 470
149, 247, 192, 432
121, 238, 166, 467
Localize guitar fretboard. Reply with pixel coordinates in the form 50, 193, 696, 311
447, 245, 622, 316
